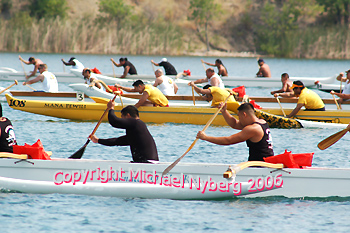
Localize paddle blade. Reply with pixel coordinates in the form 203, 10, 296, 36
69, 140, 90, 159
317, 128, 348, 150
162, 139, 198, 176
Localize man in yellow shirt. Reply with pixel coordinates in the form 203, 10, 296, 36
116, 80, 169, 108
188, 82, 236, 107
274, 80, 325, 118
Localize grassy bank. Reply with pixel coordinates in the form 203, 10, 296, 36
0, 17, 185, 55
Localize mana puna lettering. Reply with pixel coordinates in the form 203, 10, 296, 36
43, 103, 87, 108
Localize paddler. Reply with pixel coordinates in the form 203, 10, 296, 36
331, 69, 350, 108
188, 82, 236, 107
115, 80, 169, 108
82, 68, 102, 89
0, 103, 17, 153
22, 64, 58, 92
275, 80, 325, 118
19, 55, 44, 79
201, 58, 228, 77
256, 58, 271, 78
270, 73, 293, 96
151, 58, 178, 75
110, 57, 137, 79
153, 69, 178, 96
196, 102, 274, 161
192, 68, 225, 88
61, 57, 85, 71
90, 102, 159, 163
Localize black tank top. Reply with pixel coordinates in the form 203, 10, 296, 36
0, 118, 17, 153
123, 61, 137, 75
246, 122, 274, 161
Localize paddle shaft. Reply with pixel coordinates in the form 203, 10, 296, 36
331, 93, 341, 110
317, 128, 348, 150
90, 94, 118, 137
20, 60, 27, 77
112, 62, 115, 78
192, 86, 195, 106
26, 84, 37, 91
151, 62, 155, 72
340, 79, 343, 93
162, 93, 232, 176
0, 80, 18, 95
201, 60, 206, 71
275, 96, 286, 117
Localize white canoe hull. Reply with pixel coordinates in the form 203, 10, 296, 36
0, 67, 336, 88
0, 67, 82, 83
69, 83, 211, 107
70, 69, 193, 88
0, 158, 350, 199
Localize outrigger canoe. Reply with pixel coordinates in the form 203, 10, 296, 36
68, 84, 350, 111
0, 67, 337, 88
0, 154, 350, 199
5, 94, 346, 129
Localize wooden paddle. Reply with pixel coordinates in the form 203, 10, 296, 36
112, 60, 116, 78
331, 92, 341, 110
275, 96, 286, 117
162, 93, 233, 176
0, 80, 18, 95
192, 86, 195, 106
318, 128, 349, 150
69, 93, 119, 159
151, 61, 155, 73
20, 60, 30, 80
340, 79, 343, 93
25, 84, 37, 91
201, 59, 206, 71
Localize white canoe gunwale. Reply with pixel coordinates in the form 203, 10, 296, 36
0, 157, 350, 199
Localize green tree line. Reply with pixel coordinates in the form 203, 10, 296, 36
1, 0, 350, 59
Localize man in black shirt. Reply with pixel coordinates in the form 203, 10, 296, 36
151, 58, 177, 75
111, 57, 138, 78
90, 101, 159, 163
196, 103, 273, 161
0, 103, 17, 153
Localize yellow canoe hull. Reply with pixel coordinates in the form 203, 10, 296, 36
6, 94, 302, 128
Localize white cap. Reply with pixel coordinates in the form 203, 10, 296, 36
160, 58, 167, 63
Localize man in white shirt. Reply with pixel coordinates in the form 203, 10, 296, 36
192, 68, 225, 88
22, 64, 58, 92
153, 69, 178, 96
61, 57, 85, 71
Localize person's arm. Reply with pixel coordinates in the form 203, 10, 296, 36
19, 56, 30, 65
287, 103, 304, 118
134, 92, 150, 108
115, 84, 137, 93
334, 92, 350, 99
201, 59, 215, 66
23, 74, 44, 85
120, 66, 130, 79
274, 92, 295, 98
91, 134, 130, 146
153, 77, 162, 87
27, 64, 40, 78
90, 78, 102, 89
151, 60, 159, 66
336, 73, 345, 81
188, 82, 208, 95
110, 58, 122, 67
271, 82, 289, 95
218, 103, 244, 130
197, 125, 258, 146
193, 77, 208, 84
61, 59, 75, 66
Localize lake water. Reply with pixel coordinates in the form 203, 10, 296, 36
0, 52, 350, 232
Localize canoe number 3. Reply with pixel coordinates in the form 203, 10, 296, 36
9, 99, 26, 107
